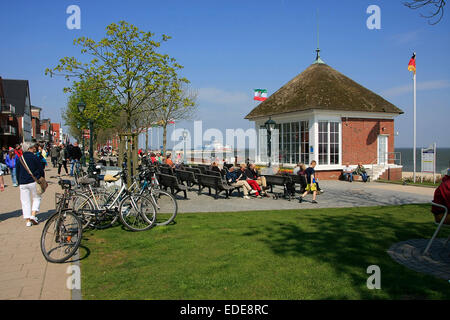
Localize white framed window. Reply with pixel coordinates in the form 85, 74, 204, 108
318, 121, 340, 165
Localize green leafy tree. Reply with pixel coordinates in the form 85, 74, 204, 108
46, 21, 189, 178
62, 78, 120, 147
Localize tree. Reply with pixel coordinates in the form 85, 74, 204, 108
404, 0, 446, 24
150, 81, 197, 154
62, 78, 120, 145
46, 21, 189, 179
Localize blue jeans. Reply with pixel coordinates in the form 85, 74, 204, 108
360, 172, 368, 182
70, 160, 79, 176
11, 167, 17, 185
343, 172, 353, 182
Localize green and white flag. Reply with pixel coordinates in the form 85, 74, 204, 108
254, 89, 268, 101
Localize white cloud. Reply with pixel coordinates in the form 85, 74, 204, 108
382, 80, 450, 97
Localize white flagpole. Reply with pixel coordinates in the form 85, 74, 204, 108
413, 69, 417, 183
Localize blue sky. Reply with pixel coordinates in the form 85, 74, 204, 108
1, 0, 449, 148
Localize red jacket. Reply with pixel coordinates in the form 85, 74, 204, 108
432, 175, 450, 214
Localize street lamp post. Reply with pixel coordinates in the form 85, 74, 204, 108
77, 100, 103, 176
77, 100, 86, 168
182, 129, 188, 164
264, 117, 276, 168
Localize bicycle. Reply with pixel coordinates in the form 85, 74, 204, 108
40, 179, 83, 263
139, 166, 178, 226
73, 171, 157, 232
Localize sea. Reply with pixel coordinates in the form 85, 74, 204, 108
396, 148, 450, 173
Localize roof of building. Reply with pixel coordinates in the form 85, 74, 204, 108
245, 63, 403, 120
1, 79, 31, 116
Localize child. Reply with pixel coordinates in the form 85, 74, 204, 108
299, 160, 318, 204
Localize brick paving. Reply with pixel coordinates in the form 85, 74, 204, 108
0, 166, 72, 300
388, 239, 450, 280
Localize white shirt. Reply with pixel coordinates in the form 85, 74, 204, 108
343, 166, 352, 173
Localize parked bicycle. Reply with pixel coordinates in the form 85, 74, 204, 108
40, 179, 83, 263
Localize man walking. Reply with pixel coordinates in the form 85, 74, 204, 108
69, 142, 82, 176
50, 144, 60, 168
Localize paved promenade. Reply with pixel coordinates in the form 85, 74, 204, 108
0, 166, 71, 300
175, 180, 436, 213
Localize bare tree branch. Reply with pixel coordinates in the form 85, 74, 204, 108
404, 0, 446, 24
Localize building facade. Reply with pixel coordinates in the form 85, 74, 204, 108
245, 55, 403, 180
0, 77, 33, 147
31, 106, 42, 141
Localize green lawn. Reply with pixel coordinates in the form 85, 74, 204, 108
80, 204, 450, 300
377, 179, 440, 188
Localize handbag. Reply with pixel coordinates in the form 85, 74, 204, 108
19, 155, 48, 195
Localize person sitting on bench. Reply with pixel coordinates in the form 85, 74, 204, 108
245, 163, 269, 197
342, 162, 353, 182
354, 162, 368, 182
165, 154, 174, 167
293, 162, 305, 175
210, 161, 221, 173
226, 166, 255, 199
237, 163, 262, 198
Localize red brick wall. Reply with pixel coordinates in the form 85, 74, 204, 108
379, 167, 402, 181
341, 118, 394, 165
51, 123, 61, 142
315, 170, 342, 180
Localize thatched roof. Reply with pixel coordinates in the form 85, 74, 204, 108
245, 63, 403, 119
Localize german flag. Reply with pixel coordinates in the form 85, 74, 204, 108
408, 53, 416, 74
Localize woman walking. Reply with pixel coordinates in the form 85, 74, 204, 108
5, 148, 18, 187
16, 142, 44, 227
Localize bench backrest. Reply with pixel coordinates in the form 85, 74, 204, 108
176, 170, 196, 182
158, 173, 180, 188
263, 174, 290, 185
197, 174, 221, 188
185, 167, 201, 176
193, 166, 207, 174
205, 170, 222, 178
160, 166, 174, 175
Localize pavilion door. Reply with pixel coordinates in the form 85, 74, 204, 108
377, 135, 388, 165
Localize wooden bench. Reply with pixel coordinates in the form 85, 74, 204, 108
207, 170, 243, 197
192, 165, 207, 174
197, 174, 233, 199
176, 170, 198, 189
263, 174, 293, 200
287, 174, 307, 193
159, 166, 175, 176
157, 173, 188, 199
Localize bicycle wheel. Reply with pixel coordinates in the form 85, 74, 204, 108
40, 210, 82, 263
70, 193, 94, 230
118, 194, 156, 231
92, 190, 120, 229
151, 189, 178, 226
